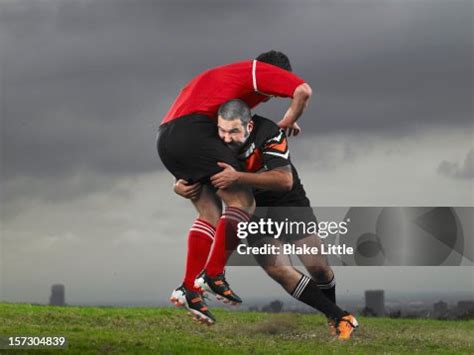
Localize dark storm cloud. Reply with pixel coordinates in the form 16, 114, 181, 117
437, 148, 474, 180
1, 0, 472, 181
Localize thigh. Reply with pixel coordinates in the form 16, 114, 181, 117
251, 237, 293, 269
266, 205, 318, 243
247, 209, 291, 268
264, 205, 330, 270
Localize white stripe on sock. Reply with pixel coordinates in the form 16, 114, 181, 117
317, 276, 335, 289
193, 222, 216, 236
225, 208, 250, 221
292, 275, 310, 299
190, 227, 215, 240
220, 216, 243, 223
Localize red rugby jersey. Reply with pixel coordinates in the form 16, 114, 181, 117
161, 60, 305, 125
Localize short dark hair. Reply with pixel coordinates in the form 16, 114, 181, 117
218, 99, 251, 124
256, 50, 292, 72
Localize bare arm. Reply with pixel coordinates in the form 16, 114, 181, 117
277, 83, 312, 136
237, 166, 293, 191
210, 163, 293, 191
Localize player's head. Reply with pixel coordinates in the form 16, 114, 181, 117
217, 99, 254, 152
256, 50, 292, 72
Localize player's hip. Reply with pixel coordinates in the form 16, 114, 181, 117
156, 113, 240, 182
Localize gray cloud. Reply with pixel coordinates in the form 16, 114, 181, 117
437, 148, 474, 180
1, 0, 472, 185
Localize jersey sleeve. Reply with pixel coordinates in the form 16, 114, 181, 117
253, 60, 306, 98
262, 128, 291, 170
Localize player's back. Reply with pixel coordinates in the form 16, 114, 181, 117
162, 61, 263, 124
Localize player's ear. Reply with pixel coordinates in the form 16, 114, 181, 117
247, 120, 254, 133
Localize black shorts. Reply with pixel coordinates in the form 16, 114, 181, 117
246, 201, 318, 247
157, 114, 241, 183
254, 182, 310, 207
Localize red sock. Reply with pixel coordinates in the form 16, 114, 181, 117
205, 207, 250, 277
183, 219, 215, 292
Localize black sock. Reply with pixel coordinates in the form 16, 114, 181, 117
317, 276, 336, 304
291, 274, 345, 321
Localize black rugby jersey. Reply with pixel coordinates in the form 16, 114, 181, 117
237, 115, 308, 206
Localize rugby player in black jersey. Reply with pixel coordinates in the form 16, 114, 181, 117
174, 99, 359, 340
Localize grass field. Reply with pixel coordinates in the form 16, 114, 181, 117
0, 302, 473, 354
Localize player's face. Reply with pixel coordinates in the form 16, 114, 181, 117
217, 116, 253, 152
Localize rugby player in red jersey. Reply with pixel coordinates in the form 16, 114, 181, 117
157, 51, 312, 324
175, 99, 359, 339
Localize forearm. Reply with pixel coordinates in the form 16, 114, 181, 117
283, 83, 312, 123
236, 169, 293, 191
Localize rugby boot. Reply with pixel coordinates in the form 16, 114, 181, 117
336, 313, 359, 340
195, 271, 242, 305
170, 284, 215, 325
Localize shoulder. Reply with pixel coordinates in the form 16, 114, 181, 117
251, 115, 285, 146
252, 115, 280, 134
208, 60, 253, 74
255, 61, 304, 80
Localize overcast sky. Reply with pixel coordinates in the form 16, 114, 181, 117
1, 0, 473, 305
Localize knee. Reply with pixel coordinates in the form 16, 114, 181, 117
217, 187, 255, 214
245, 198, 256, 215
307, 267, 333, 284
198, 209, 221, 227
197, 204, 222, 227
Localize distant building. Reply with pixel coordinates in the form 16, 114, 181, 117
433, 300, 448, 319
364, 290, 385, 316
49, 284, 65, 306
456, 300, 474, 317
262, 300, 284, 313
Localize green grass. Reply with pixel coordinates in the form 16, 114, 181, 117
0, 302, 473, 354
